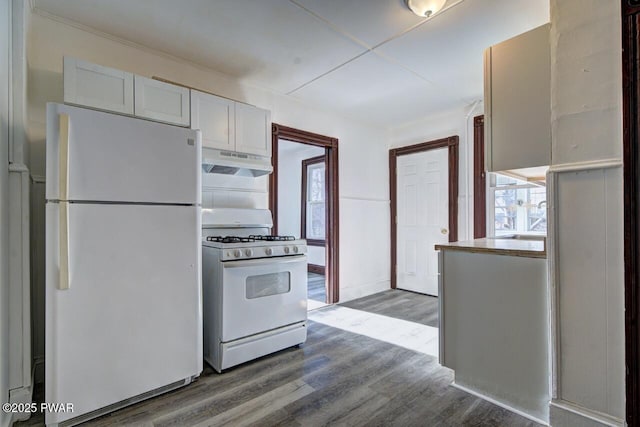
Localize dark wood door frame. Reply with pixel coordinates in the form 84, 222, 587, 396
473, 116, 487, 239
622, 3, 640, 425
269, 124, 340, 303
389, 136, 459, 290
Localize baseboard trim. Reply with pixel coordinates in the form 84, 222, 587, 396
308, 264, 325, 274
550, 400, 624, 427
452, 382, 549, 426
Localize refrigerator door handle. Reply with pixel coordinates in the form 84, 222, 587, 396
58, 113, 71, 290
59, 201, 70, 290
59, 113, 70, 201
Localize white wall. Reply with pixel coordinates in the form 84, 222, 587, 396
277, 141, 324, 238
277, 141, 325, 268
390, 103, 483, 242
548, 1, 625, 426
0, 0, 11, 425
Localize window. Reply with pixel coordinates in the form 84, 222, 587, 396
489, 173, 546, 235
301, 155, 326, 244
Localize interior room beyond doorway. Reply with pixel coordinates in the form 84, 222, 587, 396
276, 139, 327, 309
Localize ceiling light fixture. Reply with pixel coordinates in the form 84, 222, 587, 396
405, 0, 447, 18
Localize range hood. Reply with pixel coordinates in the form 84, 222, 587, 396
202, 147, 272, 177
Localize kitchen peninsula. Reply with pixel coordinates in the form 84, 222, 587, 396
436, 237, 549, 424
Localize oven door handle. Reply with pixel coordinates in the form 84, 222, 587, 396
222, 255, 307, 269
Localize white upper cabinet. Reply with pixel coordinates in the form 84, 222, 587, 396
63, 57, 271, 147
134, 76, 190, 126
64, 57, 189, 127
235, 102, 271, 157
191, 90, 234, 151
64, 57, 134, 115
484, 24, 551, 172
191, 89, 271, 157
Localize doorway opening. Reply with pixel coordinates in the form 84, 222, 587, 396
269, 124, 339, 310
389, 136, 459, 293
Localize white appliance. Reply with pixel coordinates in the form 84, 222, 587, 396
201, 209, 307, 372
45, 103, 203, 426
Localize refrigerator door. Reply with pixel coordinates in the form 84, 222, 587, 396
46, 103, 201, 205
45, 202, 202, 425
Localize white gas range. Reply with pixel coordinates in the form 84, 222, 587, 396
201, 209, 308, 373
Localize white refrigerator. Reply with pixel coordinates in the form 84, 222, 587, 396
45, 103, 203, 426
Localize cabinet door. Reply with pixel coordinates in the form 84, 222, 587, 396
191, 90, 234, 150
63, 57, 134, 115
484, 24, 550, 172
134, 76, 190, 126
235, 103, 271, 157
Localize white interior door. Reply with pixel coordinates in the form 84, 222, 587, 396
45, 202, 202, 425
397, 148, 449, 296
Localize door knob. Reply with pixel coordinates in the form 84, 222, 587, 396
441, 228, 448, 235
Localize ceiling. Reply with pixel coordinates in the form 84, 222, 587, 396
32, 0, 550, 128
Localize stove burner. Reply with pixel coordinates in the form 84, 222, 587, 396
249, 235, 296, 241
206, 236, 255, 243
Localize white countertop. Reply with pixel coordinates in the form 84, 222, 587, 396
435, 236, 546, 259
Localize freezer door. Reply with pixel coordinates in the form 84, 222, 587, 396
45, 202, 202, 425
46, 103, 201, 204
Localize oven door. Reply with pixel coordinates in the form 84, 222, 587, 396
221, 255, 307, 342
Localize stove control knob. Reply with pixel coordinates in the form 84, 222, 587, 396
292, 246, 299, 253
284, 246, 290, 254
265, 247, 273, 256
244, 249, 253, 257
233, 249, 242, 258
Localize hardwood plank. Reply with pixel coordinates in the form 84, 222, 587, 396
187, 380, 314, 427
340, 289, 439, 327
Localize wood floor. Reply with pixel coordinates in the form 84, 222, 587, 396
19, 290, 541, 427
340, 289, 439, 328
307, 272, 326, 303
